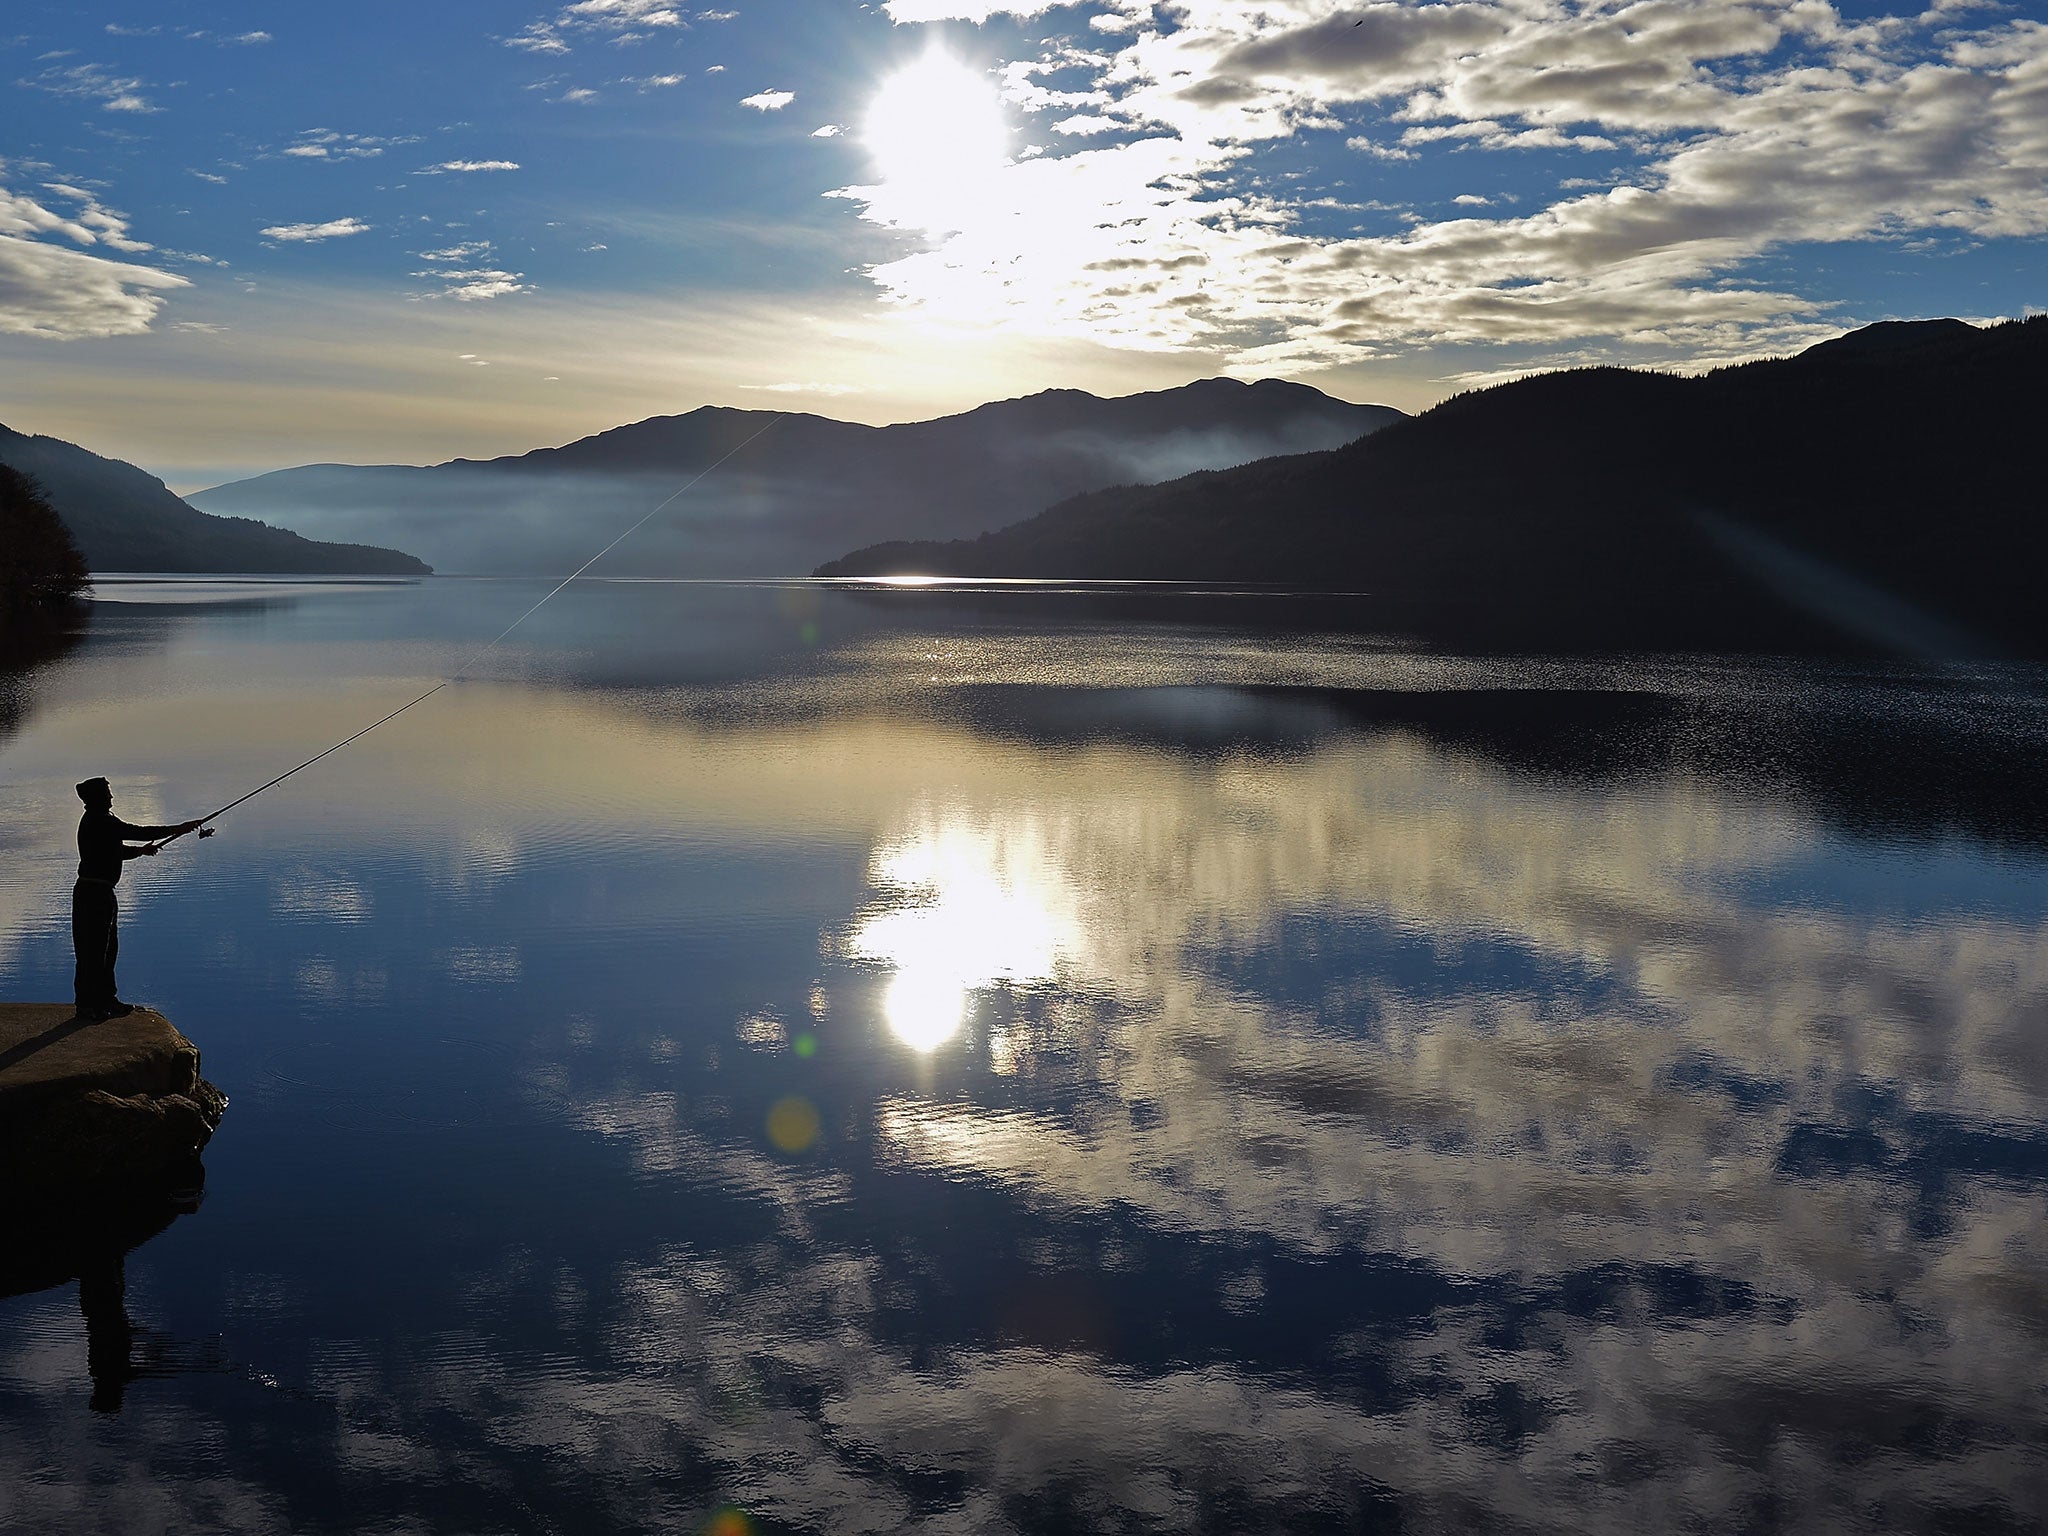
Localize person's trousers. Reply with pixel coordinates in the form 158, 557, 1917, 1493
72, 878, 118, 1012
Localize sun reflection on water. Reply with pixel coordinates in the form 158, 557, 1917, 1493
849, 812, 1080, 1052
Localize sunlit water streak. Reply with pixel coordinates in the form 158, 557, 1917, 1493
2, 579, 2045, 1533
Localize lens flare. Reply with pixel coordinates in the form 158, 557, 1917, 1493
766, 1095, 821, 1154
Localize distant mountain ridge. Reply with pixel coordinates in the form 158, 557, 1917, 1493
818, 317, 2048, 655
0, 425, 431, 576
190, 378, 1398, 576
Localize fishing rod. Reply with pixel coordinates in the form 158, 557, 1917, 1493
146, 411, 790, 854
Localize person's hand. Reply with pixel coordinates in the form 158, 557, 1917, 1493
179, 819, 203, 834
141, 844, 159, 856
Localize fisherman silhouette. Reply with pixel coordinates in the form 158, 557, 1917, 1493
72, 778, 201, 1022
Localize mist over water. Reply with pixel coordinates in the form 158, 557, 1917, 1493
3, 579, 2045, 1533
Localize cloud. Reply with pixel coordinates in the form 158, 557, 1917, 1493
424, 270, 531, 301
811, 124, 843, 137
565, 0, 685, 25
884, 0, 1060, 19
279, 130, 415, 162
0, 179, 186, 337
23, 61, 161, 113
836, 1, 2048, 371
504, 27, 570, 53
261, 217, 373, 243
507, 0, 689, 52
414, 240, 530, 301
30, 182, 154, 253
741, 89, 794, 111
423, 160, 523, 173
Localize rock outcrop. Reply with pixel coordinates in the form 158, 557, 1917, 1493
0, 1005, 226, 1201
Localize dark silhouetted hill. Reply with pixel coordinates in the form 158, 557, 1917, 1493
189, 378, 1397, 576
0, 426, 431, 576
818, 317, 2048, 655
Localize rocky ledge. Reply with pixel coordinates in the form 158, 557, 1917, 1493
0, 1004, 226, 1200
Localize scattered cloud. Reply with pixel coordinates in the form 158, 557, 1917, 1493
837, 0, 2048, 371
507, 0, 690, 54
261, 217, 373, 243
504, 29, 570, 54
23, 61, 160, 114
558, 87, 600, 103
415, 240, 530, 301
0, 179, 186, 338
811, 124, 843, 138
187, 169, 229, 184
428, 270, 531, 301
278, 129, 416, 162
884, 1, 1059, 20
741, 88, 794, 111
424, 160, 523, 173
32, 182, 153, 252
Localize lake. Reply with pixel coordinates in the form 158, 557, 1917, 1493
3, 577, 2046, 1533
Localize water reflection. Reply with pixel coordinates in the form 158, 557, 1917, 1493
1, 583, 2045, 1531
849, 814, 1082, 1052
0, 1193, 198, 1414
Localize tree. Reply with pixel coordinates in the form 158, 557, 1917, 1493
0, 462, 91, 613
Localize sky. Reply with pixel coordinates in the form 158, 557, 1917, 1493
2, 0, 2044, 489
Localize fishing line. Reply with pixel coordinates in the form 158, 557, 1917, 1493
150, 411, 790, 851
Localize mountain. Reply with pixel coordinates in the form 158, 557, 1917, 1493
817, 317, 2048, 656
189, 379, 1398, 576
0, 425, 431, 576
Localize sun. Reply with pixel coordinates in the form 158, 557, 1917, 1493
863, 51, 1009, 212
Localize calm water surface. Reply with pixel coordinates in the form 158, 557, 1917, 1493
3, 578, 2045, 1533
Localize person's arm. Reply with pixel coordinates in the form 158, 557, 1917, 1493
112, 816, 202, 841
112, 816, 203, 854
